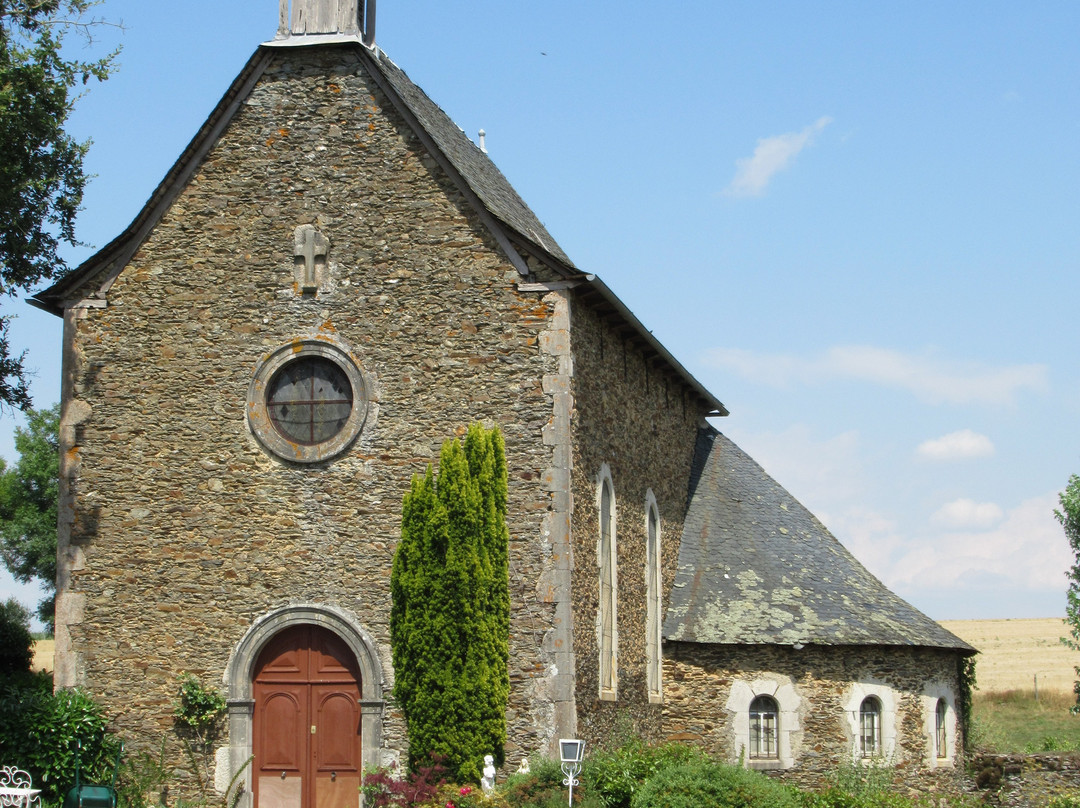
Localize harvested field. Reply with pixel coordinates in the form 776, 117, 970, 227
939, 617, 1080, 694
32, 638, 54, 672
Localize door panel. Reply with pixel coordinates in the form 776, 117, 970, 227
258, 688, 306, 771
259, 777, 302, 808
313, 689, 361, 770
253, 626, 362, 808
315, 777, 358, 808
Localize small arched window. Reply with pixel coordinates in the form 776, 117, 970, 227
935, 699, 948, 759
749, 695, 779, 760
860, 696, 882, 758
645, 491, 662, 703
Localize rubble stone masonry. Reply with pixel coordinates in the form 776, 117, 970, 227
663, 642, 965, 790
54, 46, 566, 770
568, 295, 707, 748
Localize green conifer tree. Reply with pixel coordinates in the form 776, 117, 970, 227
390, 424, 510, 783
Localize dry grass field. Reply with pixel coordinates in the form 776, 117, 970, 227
939, 617, 1080, 695
31, 637, 54, 672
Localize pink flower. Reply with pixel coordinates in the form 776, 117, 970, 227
445, 802, 455, 808
460, 786, 472, 796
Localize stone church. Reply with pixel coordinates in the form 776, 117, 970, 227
32, 1, 973, 804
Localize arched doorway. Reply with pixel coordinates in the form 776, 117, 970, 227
253, 625, 362, 808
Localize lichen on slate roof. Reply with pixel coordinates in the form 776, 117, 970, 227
663, 427, 974, 653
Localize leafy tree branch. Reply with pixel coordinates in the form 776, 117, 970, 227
0, 0, 118, 408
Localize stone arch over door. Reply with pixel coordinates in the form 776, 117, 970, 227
221, 605, 385, 808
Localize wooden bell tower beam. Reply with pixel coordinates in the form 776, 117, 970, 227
277, 0, 376, 45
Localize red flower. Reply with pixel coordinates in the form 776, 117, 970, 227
459, 786, 472, 796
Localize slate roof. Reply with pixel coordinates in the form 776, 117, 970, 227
367, 51, 574, 267
664, 427, 974, 653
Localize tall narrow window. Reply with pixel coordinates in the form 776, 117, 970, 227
645, 491, 662, 703
860, 696, 882, 758
935, 699, 948, 759
749, 695, 779, 760
597, 465, 618, 699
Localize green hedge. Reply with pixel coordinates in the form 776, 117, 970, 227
629, 760, 802, 808
0, 672, 120, 804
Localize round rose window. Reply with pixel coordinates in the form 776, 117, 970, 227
248, 341, 369, 463
267, 357, 353, 445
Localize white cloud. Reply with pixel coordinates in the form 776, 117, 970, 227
917, 429, 995, 460
703, 344, 1047, 406
724, 116, 832, 197
931, 498, 1004, 529
886, 492, 1067, 593
722, 424, 1067, 618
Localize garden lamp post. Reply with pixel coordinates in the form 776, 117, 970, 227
559, 738, 585, 807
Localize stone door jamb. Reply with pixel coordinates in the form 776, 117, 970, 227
220, 604, 386, 808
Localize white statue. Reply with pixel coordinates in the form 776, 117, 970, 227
516, 757, 531, 775
481, 754, 496, 794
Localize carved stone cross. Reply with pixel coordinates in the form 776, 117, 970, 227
294, 225, 329, 295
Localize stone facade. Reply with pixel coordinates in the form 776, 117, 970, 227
53, 45, 567, 769
662, 643, 965, 788
567, 293, 705, 748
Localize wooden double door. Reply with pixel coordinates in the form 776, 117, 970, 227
253, 625, 362, 808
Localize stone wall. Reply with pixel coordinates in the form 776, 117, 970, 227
971, 753, 1080, 807
567, 295, 707, 748
55, 44, 565, 772
662, 642, 967, 790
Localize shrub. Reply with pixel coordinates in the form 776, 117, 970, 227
629, 760, 801, 808
501, 757, 567, 808
391, 424, 510, 781
1026, 734, 1079, 753
360, 758, 450, 807
1048, 797, 1080, 808
173, 672, 228, 799
800, 787, 914, 808
584, 739, 707, 808
0, 671, 120, 803
829, 758, 897, 797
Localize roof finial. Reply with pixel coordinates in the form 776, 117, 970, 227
277, 0, 375, 44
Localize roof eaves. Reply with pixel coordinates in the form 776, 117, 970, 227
583, 275, 728, 417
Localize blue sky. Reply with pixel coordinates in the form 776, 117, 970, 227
3, 1, 1078, 626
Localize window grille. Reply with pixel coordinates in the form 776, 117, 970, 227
935, 699, 948, 758
749, 695, 779, 759
645, 495, 662, 701
860, 697, 882, 758
598, 471, 617, 697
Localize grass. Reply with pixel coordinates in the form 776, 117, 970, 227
972, 688, 1080, 752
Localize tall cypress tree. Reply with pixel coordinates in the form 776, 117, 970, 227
390, 424, 510, 782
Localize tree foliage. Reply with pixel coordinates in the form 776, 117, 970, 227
0, 596, 33, 675
0, 402, 60, 628
390, 423, 510, 782
1057, 474, 1080, 711
0, 0, 116, 408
